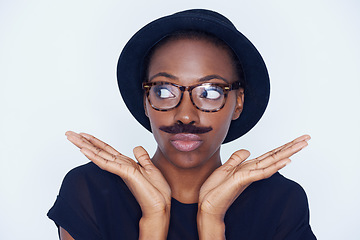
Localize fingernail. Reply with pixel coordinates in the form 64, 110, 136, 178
65, 130, 75, 136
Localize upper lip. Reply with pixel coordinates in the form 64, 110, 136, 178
170, 133, 202, 141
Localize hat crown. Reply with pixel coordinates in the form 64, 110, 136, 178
172, 9, 235, 29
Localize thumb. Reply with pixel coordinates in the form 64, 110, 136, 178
224, 149, 251, 168
133, 146, 153, 169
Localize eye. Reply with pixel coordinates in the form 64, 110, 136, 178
154, 86, 175, 99
200, 87, 222, 100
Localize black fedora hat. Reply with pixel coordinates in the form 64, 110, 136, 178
117, 9, 270, 143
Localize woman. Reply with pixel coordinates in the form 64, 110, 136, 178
48, 9, 316, 239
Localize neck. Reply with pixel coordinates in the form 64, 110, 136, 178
151, 147, 222, 204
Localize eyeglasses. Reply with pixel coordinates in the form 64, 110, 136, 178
142, 81, 241, 112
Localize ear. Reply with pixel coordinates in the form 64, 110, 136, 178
232, 88, 244, 120
143, 94, 149, 118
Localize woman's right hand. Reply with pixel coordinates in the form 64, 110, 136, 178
65, 131, 171, 239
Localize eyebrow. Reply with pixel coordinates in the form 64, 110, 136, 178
149, 72, 230, 84
149, 72, 178, 82
199, 74, 229, 84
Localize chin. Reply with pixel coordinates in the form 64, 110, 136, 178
164, 144, 221, 170
168, 153, 207, 169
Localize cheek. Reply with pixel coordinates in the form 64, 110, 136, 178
205, 115, 232, 146
208, 95, 237, 140
145, 102, 172, 144
145, 101, 170, 127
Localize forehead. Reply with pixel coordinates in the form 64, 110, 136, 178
147, 38, 237, 84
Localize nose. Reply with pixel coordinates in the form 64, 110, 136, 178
173, 91, 200, 125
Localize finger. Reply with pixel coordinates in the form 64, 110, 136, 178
80, 147, 126, 177
67, 134, 118, 162
66, 133, 93, 149
66, 133, 97, 152
224, 149, 251, 168
256, 140, 308, 169
257, 135, 310, 160
79, 132, 122, 156
249, 158, 291, 182
133, 146, 153, 169
256, 135, 310, 161
66, 131, 92, 145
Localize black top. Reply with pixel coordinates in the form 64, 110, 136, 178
48, 162, 316, 240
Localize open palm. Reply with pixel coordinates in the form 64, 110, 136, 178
65, 131, 171, 218
199, 135, 310, 218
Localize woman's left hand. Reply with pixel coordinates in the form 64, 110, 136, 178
198, 134, 311, 220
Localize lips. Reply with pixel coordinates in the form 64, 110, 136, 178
170, 133, 203, 152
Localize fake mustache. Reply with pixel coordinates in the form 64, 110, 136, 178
159, 123, 213, 134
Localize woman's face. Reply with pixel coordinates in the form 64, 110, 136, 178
145, 38, 244, 169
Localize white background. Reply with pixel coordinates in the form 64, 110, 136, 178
1, 0, 359, 239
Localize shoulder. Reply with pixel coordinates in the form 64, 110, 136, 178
259, 172, 308, 199
48, 163, 110, 239
250, 172, 310, 213
234, 172, 310, 213
59, 162, 127, 198
255, 173, 316, 239
63, 161, 122, 184
63, 161, 108, 180
226, 173, 316, 239
49, 162, 141, 240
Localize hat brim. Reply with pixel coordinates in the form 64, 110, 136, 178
117, 9, 270, 143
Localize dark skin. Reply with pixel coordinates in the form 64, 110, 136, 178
61, 38, 310, 239
145, 38, 244, 204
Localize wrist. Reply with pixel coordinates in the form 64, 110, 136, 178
197, 211, 225, 240
139, 213, 170, 240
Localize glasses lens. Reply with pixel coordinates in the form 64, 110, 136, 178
148, 83, 180, 110
192, 84, 225, 111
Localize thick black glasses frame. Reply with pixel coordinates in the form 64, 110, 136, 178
142, 81, 241, 112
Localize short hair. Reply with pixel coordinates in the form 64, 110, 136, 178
142, 30, 246, 89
